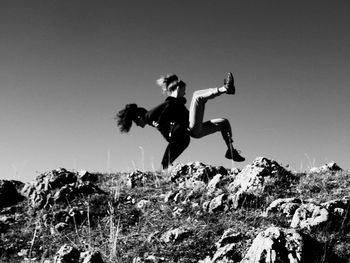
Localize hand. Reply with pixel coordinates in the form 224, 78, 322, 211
152, 121, 159, 127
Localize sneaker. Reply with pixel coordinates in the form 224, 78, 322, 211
224, 72, 235, 94
225, 148, 245, 162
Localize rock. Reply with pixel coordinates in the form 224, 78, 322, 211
208, 194, 229, 213
170, 162, 231, 184
50, 168, 77, 188
310, 162, 342, 173
216, 229, 243, 248
127, 170, 155, 188
263, 197, 302, 218
240, 227, 303, 263
289, 198, 350, 230
228, 157, 291, 209
184, 180, 207, 201
164, 180, 206, 204
78, 170, 98, 182
160, 226, 192, 243
211, 243, 237, 263
291, 203, 329, 229
322, 198, 350, 217
199, 229, 243, 263
0, 180, 24, 208
54, 244, 104, 263
206, 174, 235, 198
164, 189, 185, 203
54, 244, 80, 263
21, 168, 105, 210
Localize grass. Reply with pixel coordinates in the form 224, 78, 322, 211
1, 166, 350, 262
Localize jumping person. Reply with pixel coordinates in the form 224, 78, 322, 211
116, 72, 245, 169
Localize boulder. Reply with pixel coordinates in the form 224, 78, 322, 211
199, 229, 243, 263
78, 170, 99, 182
263, 198, 302, 218
207, 194, 230, 213
240, 227, 303, 263
54, 244, 104, 263
290, 203, 329, 230
0, 180, 24, 208
215, 229, 243, 248
290, 198, 350, 230
322, 198, 350, 217
228, 157, 291, 209
309, 162, 342, 173
127, 170, 156, 188
206, 173, 236, 198
21, 168, 106, 210
169, 162, 232, 184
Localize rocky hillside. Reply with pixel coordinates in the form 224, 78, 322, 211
1, 157, 349, 263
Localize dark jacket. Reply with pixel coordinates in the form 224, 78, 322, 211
145, 97, 189, 141
145, 96, 190, 169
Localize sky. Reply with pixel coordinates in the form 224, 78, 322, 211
0, 0, 349, 182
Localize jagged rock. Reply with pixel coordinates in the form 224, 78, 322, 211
78, 170, 98, 182
290, 198, 350, 230
164, 189, 186, 203
263, 197, 302, 218
199, 229, 243, 263
164, 180, 206, 204
160, 226, 192, 243
290, 203, 329, 229
206, 173, 235, 198
211, 243, 237, 263
310, 162, 342, 173
54, 244, 104, 263
206, 174, 224, 196
0, 180, 24, 208
240, 227, 303, 263
54, 244, 80, 263
21, 168, 106, 210
208, 194, 230, 213
127, 170, 156, 188
169, 162, 231, 183
322, 198, 350, 217
216, 229, 243, 248
228, 157, 291, 209
184, 180, 207, 201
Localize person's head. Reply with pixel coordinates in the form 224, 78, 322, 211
157, 74, 186, 98
116, 103, 147, 133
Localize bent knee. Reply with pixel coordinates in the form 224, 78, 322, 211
190, 132, 201, 139
220, 118, 230, 127
189, 130, 203, 139
192, 91, 206, 102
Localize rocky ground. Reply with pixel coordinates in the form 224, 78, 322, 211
1, 157, 349, 263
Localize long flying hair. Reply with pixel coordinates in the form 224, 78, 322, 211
115, 103, 147, 133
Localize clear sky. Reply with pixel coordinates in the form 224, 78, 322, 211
1, 0, 349, 182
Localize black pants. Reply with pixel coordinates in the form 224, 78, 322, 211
159, 124, 190, 169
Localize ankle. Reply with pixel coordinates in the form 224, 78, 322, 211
217, 86, 227, 94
